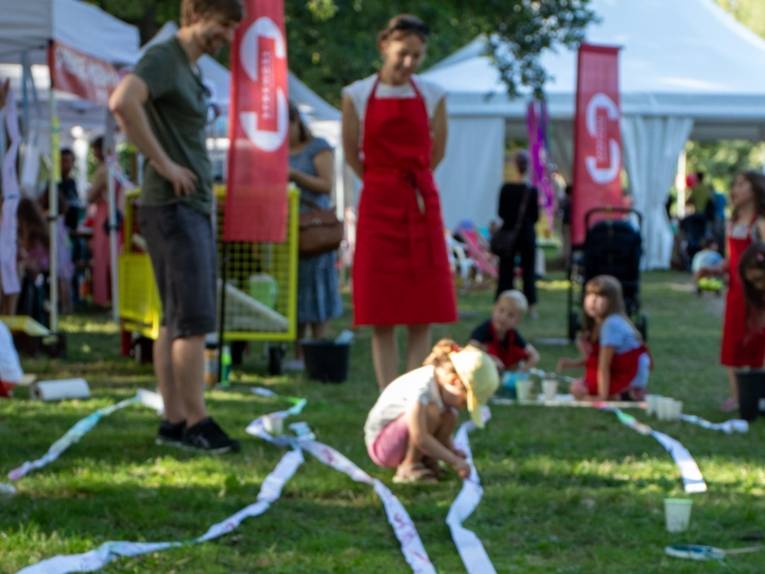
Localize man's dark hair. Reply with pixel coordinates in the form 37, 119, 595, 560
181, 0, 244, 26
60, 148, 74, 158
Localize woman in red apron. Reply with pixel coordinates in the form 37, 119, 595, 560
719, 172, 765, 411
342, 15, 457, 389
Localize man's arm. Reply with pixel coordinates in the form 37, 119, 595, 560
108, 74, 196, 197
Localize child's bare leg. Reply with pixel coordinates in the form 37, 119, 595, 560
434, 407, 459, 450
398, 404, 445, 475
727, 367, 738, 403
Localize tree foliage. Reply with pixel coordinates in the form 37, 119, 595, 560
91, 0, 595, 104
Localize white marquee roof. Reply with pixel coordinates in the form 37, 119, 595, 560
424, 0, 765, 140
0, 0, 139, 65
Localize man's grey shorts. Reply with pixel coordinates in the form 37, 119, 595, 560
138, 202, 217, 340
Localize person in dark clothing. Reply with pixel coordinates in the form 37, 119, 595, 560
495, 150, 539, 314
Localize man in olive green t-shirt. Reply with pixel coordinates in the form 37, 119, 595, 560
110, 0, 243, 453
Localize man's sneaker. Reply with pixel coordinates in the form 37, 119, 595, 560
183, 418, 240, 454
156, 419, 186, 447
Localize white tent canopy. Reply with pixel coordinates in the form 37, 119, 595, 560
424, 0, 765, 268
0, 0, 141, 329
0, 0, 138, 65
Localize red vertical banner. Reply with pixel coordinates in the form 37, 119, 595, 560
225, 0, 288, 242
571, 43, 623, 246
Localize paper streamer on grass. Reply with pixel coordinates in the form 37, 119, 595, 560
609, 408, 707, 494
1, 391, 162, 496
680, 414, 748, 434
246, 402, 436, 574
17, 448, 304, 574
446, 407, 496, 574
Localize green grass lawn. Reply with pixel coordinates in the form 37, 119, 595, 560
1, 271, 764, 573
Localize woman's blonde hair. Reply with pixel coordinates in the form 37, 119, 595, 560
423, 338, 460, 369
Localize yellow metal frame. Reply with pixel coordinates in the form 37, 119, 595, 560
219, 186, 299, 343
118, 186, 299, 343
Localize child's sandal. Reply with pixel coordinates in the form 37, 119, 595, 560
393, 463, 438, 484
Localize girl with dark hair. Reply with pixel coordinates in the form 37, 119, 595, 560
557, 275, 651, 401
342, 14, 456, 389
718, 171, 765, 411
287, 101, 342, 369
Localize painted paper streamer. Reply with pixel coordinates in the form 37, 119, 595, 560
3, 391, 161, 492
246, 398, 436, 574
446, 408, 496, 574
1, 88, 21, 295
610, 409, 707, 494
680, 414, 748, 434
17, 449, 304, 574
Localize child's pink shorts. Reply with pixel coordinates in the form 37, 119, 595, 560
368, 415, 409, 468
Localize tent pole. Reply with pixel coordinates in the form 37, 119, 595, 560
21, 52, 30, 140
48, 85, 59, 334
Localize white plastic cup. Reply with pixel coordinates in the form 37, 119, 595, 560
664, 498, 693, 533
646, 394, 661, 416
656, 397, 673, 421
263, 415, 283, 435
542, 379, 559, 401
670, 400, 683, 421
516, 379, 534, 402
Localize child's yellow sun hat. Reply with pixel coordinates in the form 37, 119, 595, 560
449, 346, 500, 428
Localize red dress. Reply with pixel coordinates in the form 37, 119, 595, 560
352, 78, 457, 326
720, 219, 765, 366
584, 341, 650, 396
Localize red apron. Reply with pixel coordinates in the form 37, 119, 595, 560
485, 325, 529, 370
721, 219, 765, 366
584, 341, 650, 396
353, 78, 457, 326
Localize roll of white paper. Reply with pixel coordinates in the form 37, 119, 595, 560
32, 379, 90, 401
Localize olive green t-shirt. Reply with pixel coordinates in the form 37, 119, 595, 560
134, 37, 212, 215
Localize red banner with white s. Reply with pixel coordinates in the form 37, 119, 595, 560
225, 0, 289, 242
571, 43, 623, 246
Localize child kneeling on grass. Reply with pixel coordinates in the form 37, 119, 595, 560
364, 340, 499, 484
557, 275, 651, 401
469, 290, 540, 372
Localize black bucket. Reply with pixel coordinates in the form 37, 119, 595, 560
301, 340, 351, 383
735, 369, 765, 421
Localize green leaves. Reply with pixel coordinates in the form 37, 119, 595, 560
91, 0, 595, 104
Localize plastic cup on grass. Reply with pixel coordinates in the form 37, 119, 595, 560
516, 379, 534, 402
263, 415, 283, 435
665, 498, 693, 533
646, 394, 661, 416
542, 379, 558, 401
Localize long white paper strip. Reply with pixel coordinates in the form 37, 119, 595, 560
446, 408, 496, 574
680, 414, 748, 434
611, 409, 707, 494
17, 448, 304, 574
2, 391, 162, 497
300, 439, 436, 574
246, 407, 436, 574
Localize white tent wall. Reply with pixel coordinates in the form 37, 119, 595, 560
434, 116, 505, 229
0, 0, 140, 330
622, 116, 694, 270
424, 0, 765, 269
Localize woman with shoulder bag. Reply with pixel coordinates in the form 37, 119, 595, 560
288, 101, 343, 370
494, 151, 539, 316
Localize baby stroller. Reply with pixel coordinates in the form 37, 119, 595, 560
567, 207, 648, 341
